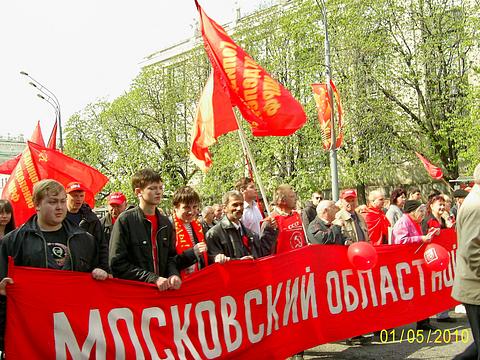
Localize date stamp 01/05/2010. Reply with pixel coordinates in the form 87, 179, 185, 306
379, 329, 470, 344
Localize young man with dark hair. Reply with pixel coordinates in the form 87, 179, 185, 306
235, 177, 264, 236
109, 169, 183, 291
172, 186, 207, 278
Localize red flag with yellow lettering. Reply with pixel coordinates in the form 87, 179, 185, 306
195, 1, 306, 136
190, 69, 238, 171
1, 142, 109, 225
311, 81, 343, 150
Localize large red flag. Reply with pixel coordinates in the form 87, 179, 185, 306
415, 152, 443, 180
311, 81, 343, 150
2, 142, 109, 225
47, 121, 58, 149
195, 1, 306, 136
190, 69, 238, 171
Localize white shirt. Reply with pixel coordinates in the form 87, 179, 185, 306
241, 201, 263, 235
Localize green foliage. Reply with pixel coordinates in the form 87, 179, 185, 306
65, 0, 479, 207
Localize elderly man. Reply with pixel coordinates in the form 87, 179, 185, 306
302, 191, 323, 229
307, 200, 344, 245
452, 163, 480, 359
335, 189, 370, 244
365, 190, 391, 246
260, 184, 307, 255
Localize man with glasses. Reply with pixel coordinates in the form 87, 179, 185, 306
302, 191, 323, 229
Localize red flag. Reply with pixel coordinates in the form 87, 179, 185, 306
2, 142, 109, 225
311, 81, 343, 150
415, 152, 443, 180
190, 69, 238, 171
30, 121, 45, 147
195, 1, 306, 136
0, 121, 49, 175
0, 154, 21, 175
47, 121, 57, 149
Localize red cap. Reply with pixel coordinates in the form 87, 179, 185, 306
108, 192, 127, 205
340, 189, 357, 199
65, 181, 87, 194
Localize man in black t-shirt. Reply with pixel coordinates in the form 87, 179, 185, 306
0, 179, 107, 353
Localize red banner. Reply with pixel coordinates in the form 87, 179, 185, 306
311, 81, 343, 150
5, 230, 458, 359
196, 1, 306, 136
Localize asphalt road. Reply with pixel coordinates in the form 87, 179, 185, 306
303, 312, 472, 359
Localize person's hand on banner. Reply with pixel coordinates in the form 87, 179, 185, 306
168, 275, 182, 290
423, 227, 440, 243
91, 268, 108, 281
214, 254, 230, 264
194, 242, 207, 256
156, 277, 170, 291
0, 277, 13, 296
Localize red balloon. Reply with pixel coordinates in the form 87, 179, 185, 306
347, 242, 378, 271
423, 243, 450, 271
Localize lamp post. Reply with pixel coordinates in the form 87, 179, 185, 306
20, 71, 63, 151
315, 0, 339, 201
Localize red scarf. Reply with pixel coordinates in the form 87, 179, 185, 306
173, 214, 208, 278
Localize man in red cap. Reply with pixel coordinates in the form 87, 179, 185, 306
100, 192, 128, 246
65, 181, 109, 272
335, 189, 370, 245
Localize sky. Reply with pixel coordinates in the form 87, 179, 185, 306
0, 0, 270, 140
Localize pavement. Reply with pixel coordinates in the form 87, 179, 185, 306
303, 312, 472, 359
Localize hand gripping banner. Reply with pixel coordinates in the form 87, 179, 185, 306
5, 230, 458, 359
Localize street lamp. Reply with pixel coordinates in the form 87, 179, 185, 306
20, 71, 63, 151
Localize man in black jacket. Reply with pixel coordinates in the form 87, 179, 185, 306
301, 191, 322, 230
206, 190, 261, 264
65, 181, 109, 272
0, 179, 107, 353
109, 169, 184, 291
307, 200, 344, 245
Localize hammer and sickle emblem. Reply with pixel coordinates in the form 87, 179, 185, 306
39, 151, 48, 162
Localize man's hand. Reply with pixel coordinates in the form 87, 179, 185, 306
194, 242, 207, 256
240, 255, 254, 261
168, 275, 182, 290
263, 216, 278, 230
214, 254, 230, 264
91, 268, 108, 281
156, 277, 170, 291
0, 278, 13, 296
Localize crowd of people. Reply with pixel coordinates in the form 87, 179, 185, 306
0, 163, 479, 360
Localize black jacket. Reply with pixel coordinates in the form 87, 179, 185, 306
109, 207, 184, 284
0, 215, 101, 351
307, 217, 345, 245
0, 215, 100, 278
206, 216, 263, 263
301, 201, 317, 229
68, 203, 109, 272
100, 205, 135, 248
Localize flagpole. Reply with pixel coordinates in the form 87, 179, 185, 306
233, 113, 272, 217
316, 0, 339, 202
